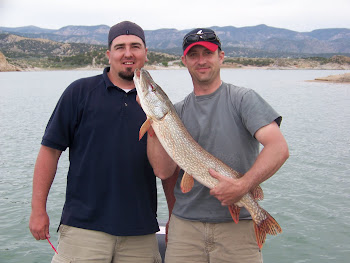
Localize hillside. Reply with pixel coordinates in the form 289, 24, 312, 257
0, 51, 19, 71
0, 33, 180, 70
1, 24, 350, 57
1, 25, 350, 71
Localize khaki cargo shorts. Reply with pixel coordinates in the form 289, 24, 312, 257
165, 215, 263, 263
51, 225, 161, 263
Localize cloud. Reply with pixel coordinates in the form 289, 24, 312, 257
0, 0, 349, 32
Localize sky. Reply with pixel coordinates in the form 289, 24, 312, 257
0, 0, 349, 32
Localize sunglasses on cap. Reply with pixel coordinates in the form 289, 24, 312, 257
182, 32, 221, 47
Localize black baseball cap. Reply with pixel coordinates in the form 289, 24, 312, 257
108, 21, 146, 47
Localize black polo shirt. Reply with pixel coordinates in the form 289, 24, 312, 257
42, 67, 159, 236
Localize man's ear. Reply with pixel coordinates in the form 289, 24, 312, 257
106, 50, 111, 64
219, 50, 225, 65
181, 55, 187, 67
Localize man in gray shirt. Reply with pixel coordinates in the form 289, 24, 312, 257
147, 28, 289, 263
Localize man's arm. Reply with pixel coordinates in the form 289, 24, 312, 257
210, 121, 289, 205
161, 167, 179, 218
147, 131, 179, 242
147, 131, 178, 180
161, 166, 179, 243
29, 145, 62, 240
137, 92, 177, 180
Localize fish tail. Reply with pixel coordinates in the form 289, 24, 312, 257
253, 209, 282, 249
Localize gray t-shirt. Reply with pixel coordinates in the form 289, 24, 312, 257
172, 82, 281, 222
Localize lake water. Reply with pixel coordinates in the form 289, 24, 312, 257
0, 69, 350, 262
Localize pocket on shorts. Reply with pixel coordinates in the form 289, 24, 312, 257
58, 224, 70, 238
51, 253, 72, 263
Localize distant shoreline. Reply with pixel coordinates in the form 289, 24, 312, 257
2, 61, 350, 83
308, 72, 350, 83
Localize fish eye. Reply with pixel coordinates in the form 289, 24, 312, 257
147, 84, 156, 92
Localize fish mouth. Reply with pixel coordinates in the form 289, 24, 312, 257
133, 68, 143, 92
134, 68, 155, 93
134, 68, 141, 78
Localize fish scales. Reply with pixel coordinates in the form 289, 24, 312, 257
134, 68, 282, 249
154, 110, 221, 188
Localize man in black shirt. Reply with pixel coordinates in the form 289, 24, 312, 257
29, 21, 161, 263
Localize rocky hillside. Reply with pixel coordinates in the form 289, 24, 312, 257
0, 33, 179, 70
0, 51, 18, 71
0, 33, 108, 70
0, 33, 106, 57
1, 24, 350, 57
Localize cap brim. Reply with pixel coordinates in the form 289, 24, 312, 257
183, 42, 219, 56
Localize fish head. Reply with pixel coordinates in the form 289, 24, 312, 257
134, 68, 172, 121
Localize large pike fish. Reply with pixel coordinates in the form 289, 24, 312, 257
134, 68, 282, 249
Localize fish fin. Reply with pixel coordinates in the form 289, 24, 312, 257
228, 205, 240, 224
252, 185, 264, 201
253, 209, 282, 249
139, 118, 152, 140
180, 172, 194, 193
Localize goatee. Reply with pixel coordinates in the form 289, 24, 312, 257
118, 68, 134, 81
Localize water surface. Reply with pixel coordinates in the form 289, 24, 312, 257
1, 69, 349, 262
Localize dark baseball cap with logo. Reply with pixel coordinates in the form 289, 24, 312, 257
108, 21, 146, 47
182, 28, 221, 56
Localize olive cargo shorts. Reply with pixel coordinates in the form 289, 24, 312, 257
51, 225, 161, 263
165, 215, 263, 263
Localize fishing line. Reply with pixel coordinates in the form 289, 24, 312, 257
47, 237, 58, 254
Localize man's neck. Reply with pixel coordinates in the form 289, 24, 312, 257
193, 78, 222, 96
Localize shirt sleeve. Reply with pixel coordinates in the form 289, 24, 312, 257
41, 81, 81, 151
239, 89, 281, 137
